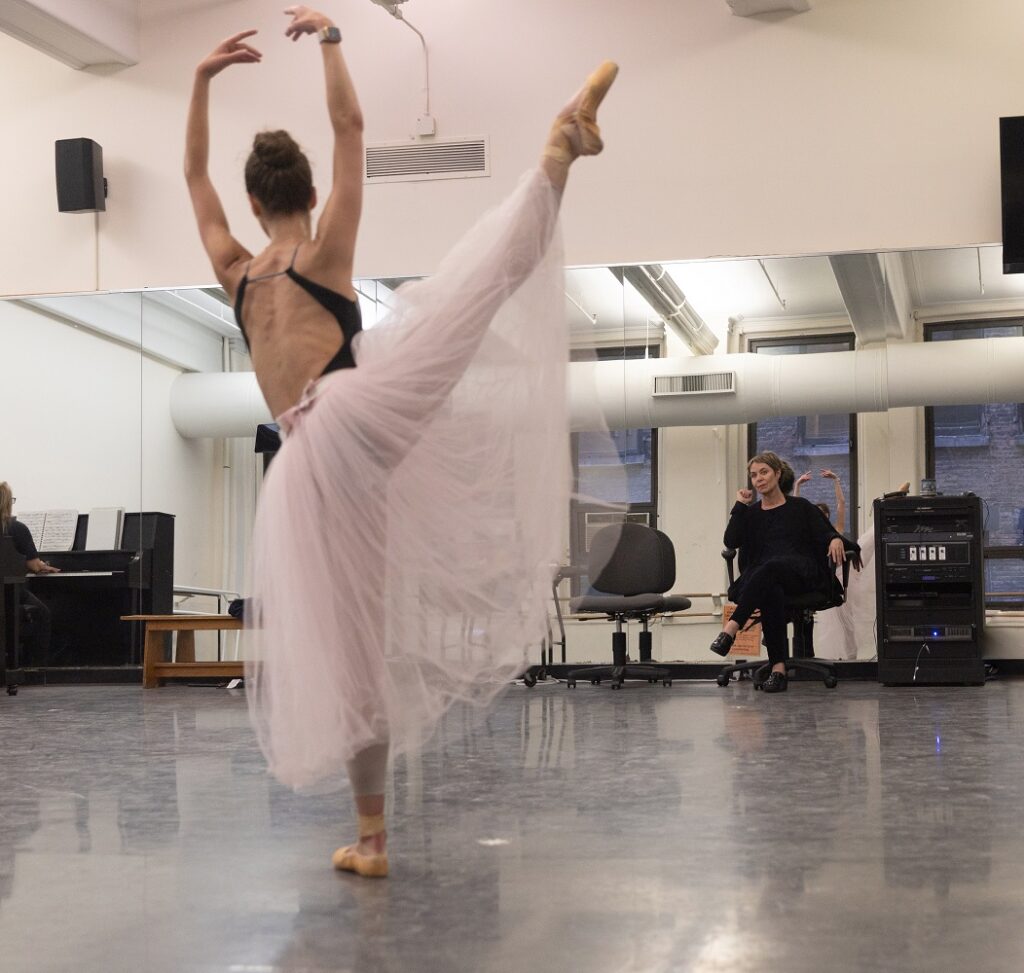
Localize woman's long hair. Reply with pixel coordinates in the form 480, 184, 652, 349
747, 451, 795, 495
0, 482, 12, 534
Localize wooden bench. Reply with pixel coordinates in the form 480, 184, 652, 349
122, 614, 244, 688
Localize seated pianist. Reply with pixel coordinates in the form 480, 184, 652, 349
0, 482, 58, 665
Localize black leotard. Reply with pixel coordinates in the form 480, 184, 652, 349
234, 244, 362, 375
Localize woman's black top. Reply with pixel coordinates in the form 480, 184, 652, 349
234, 246, 362, 375
3, 519, 38, 560
724, 496, 842, 596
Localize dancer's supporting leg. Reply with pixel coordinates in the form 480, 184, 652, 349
333, 742, 390, 877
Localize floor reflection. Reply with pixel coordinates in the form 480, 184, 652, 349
3, 682, 1024, 972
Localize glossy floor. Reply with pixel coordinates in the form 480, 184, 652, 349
2, 678, 1024, 972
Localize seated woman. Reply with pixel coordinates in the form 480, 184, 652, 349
708, 452, 854, 692
0, 481, 59, 666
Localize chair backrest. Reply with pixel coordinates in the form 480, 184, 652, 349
588, 522, 676, 596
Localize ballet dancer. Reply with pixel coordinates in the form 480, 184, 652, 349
794, 468, 846, 533
185, 5, 617, 876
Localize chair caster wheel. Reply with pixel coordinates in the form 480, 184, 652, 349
662, 679, 672, 688
6, 684, 17, 696
824, 676, 838, 689
611, 682, 622, 690
567, 679, 577, 689
716, 674, 730, 687
522, 672, 537, 688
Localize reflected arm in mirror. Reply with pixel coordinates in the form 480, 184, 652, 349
185, 31, 262, 296
821, 469, 846, 534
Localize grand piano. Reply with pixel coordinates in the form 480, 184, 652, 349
1, 536, 27, 692
25, 512, 174, 669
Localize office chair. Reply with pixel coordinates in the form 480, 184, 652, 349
566, 522, 691, 690
715, 548, 853, 690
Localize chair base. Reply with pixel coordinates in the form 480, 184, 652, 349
716, 657, 838, 690
566, 664, 672, 690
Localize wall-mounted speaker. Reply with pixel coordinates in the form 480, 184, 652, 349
1000, 116, 1024, 273
55, 138, 106, 213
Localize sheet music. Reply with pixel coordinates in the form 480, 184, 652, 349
85, 507, 124, 550
40, 509, 79, 551
16, 511, 46, 548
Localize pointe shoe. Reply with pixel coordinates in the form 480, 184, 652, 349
332, 812, 388, 878
332, 843, 389, 878
544, 60, 619, 164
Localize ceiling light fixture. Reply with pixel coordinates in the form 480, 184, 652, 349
618, 265, 719, 356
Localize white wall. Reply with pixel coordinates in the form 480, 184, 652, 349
3, 0, 1024, 295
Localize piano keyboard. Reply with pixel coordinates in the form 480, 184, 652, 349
34, 570, 117, 578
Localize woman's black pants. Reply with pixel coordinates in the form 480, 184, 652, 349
730, 558, 815, 665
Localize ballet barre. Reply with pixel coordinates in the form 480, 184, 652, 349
123, 614, 243, 688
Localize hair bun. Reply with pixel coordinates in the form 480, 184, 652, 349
253, 130, 301, 170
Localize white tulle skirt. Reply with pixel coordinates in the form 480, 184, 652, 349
815, 529, 877, 661
243, 168, 569, 791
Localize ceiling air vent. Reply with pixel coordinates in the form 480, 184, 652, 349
365, 137, 489, 184
652, 372, 736, 396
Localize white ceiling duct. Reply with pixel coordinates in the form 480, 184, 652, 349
171, 337, 1024, 438
570, 337, 1024, 431
0, 0, 138, 69
171, 373, 272, 439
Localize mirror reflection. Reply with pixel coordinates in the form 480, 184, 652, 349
3, 242, 1024, 678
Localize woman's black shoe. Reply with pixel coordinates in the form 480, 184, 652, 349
709, 632, 735, 656
761, 671, 788, 693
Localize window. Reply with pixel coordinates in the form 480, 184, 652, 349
570, 345, 658, 591
747, 335, 858, 535
925, 320, 1024, 608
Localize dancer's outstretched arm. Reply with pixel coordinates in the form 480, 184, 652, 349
822, 469, 846, 533
284, 6, 363, 285
185, 30, 261, 295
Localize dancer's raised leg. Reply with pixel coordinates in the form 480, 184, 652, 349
541, 60, 619, 190
333, 742, 389, 878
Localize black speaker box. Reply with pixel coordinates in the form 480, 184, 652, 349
1000, 116, 1024, 273
55, 138, 106, 213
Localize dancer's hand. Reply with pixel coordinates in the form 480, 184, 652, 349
196, 30, 261, 79
284, 6, 333, 40
828, 537, 846, 566
736, 488, 754, 505
820, 468, 838, 480
795, 471, 812, 487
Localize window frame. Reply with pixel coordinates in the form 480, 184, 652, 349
569, 344, 659, 591
924, 318, 1024, 609
745, 332, 859, 536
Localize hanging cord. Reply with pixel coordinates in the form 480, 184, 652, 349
379, 4, 431, 121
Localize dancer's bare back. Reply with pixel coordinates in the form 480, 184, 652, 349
230, 244, 358, 418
